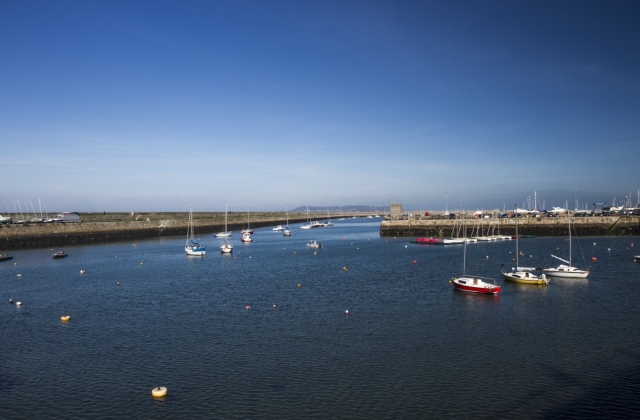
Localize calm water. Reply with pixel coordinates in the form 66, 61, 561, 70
1, 219, 639, 419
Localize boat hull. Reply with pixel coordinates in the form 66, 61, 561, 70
185, 246, 205, 256
452, 278, 500, 294
541, 269, 589, 279
502, 271, 548, 285
0, 255, 13, 261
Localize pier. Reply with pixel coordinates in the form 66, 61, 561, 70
380, 215, 640, 238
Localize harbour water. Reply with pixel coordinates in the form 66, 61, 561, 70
1, 219, 639, 419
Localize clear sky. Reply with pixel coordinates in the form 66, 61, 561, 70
2, 0, 639, 213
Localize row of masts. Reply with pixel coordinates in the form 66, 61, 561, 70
4, 198, 52, 223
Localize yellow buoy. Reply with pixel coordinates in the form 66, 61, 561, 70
297, 283, 301, 288
115, 255, 118, 258
140, 262, 144, 265
151, 387, 167, 398
314, 251, 316, 255
60, 315, 71, 322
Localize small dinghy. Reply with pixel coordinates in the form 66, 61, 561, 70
53, 251, 68, 259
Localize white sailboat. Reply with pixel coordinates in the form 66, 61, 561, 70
324, 209, 333, 226
283, 206, 292, 236
541, 212, 590, 278
241, 210, 254, 234
502, 204, 548, 285
185, 200, 205, 256
220, 240, 233, 253
214, 203, 232, 238
300, 206, 313, 229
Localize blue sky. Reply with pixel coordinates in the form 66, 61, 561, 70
2, 0, 639, 212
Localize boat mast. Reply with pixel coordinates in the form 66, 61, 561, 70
515, 204, 519, 269
568, 209, 572, 267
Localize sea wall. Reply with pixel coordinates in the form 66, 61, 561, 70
0, 216, 319, 250
380, 216, 640, 238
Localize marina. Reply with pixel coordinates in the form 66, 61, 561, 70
2, 218, 639, 418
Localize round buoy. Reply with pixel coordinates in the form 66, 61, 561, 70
272, 304, 277, 309
133, 244, 137, 246
343, 267, 347, 271
512, 258, 515, 261
593, 243, 596, 246
314, 251, 316, 255
15, 302, 21, 306
293, 251, 296, 255
17, 274, 22, 277
608, 248, 611, 252
591, 257, 596, 261
345, 310, 349, 315
9, 299, 13, 304
151, 387, 167, 398
115, 255, 118, 258
14, 262, 17, 266
245, 305, 251, 310
412, 260, 417, 265
486, 256, 489, 259
60, 315, 71, 322
297, 283, 301, 288
342, 237, 346, 240
116, 282, 120, 286
140, 262, 144, 265
80, 270, 86, 274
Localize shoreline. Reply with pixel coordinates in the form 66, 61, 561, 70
0, 211, 366, 250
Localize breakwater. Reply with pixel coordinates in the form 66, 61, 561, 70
380, 216, 640, 237
0, 212, 343, 250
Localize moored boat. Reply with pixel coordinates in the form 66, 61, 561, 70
452, 277, 501, 294
541, 212, 589, 279
451, 216, 500, 294
306, 240, 322, 248
412, 237, 445, 245
185, 200, 205, 256
241, 232, 253, 242
214, 203, 232, 238
502, 205, 549, 285
220, 241, 233, 253
0, 254, 13, 261
53, 251, 68, 259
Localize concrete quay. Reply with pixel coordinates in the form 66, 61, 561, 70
380, 216, 640, 238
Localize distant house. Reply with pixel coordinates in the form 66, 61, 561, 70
390, 203, 402, 219
57, 212, 81, 223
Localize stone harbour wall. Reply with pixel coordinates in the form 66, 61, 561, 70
380, 216, 640, 238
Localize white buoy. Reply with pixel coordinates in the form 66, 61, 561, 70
15, 302, 21, 306
17, 274, 22, 277
151, 387, 167, 398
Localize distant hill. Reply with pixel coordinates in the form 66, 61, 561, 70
292, 205, 388, 213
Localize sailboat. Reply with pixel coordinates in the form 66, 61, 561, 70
541, 211, 590, 278
185, 201, 205, 256
283, 206, 292, 236
300, 206, 313, 229
502, 204, 548, 285
451, 218, 500, 294
241, 210, 254, 234
214, 203, 232, 237
324, 209, 333, 226
220, 240, 233, 253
